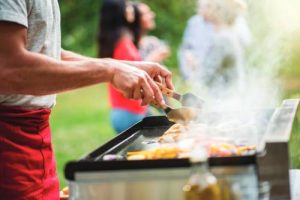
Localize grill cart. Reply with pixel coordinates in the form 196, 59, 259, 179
65, 99, 300, 200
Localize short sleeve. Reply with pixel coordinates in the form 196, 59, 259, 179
0, 0, 29, 28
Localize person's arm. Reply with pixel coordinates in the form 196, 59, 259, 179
61, 49, 90, 61
139, 36, 170, 63
0, 22, 167, 105
143, 47, 170, 63
61, 49, 174, 91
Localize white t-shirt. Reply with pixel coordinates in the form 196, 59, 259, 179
0, 0, 61, 109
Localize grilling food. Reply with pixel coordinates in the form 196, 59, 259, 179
59, 187, 69, 200
126, 123, 256, 160
127, 146, 186, 160
158, 123, 188, 143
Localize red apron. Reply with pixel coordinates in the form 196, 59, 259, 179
0, 105, 59, 200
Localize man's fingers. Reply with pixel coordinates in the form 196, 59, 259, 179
140, 80, 154, 106
153, 63, 174, 90
124, 89, 133, 99
154, 75, 162, 83
165, 75, 174, 90
133, 86, 142, 100
147, 76, 165, 106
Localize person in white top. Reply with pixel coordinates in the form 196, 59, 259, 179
0, 0, 173, 199
178, 0, 251, 94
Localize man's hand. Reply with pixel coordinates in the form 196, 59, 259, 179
109, 61, 166, 106
121, 61, 173, 89
117, 60, 174, 107
59, 53, 174, 107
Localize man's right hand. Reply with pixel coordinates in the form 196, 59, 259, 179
109, 61, 165, 106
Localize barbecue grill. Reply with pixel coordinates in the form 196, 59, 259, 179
64, 99, 299, 200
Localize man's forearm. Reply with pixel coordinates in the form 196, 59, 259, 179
60, 50, 152, 71
0, 50, 114, 95
60, 50, 174, 91
61, 49, 91, 61
0, 22, 171, 105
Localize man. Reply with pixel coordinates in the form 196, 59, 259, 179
0, 0, 173, 199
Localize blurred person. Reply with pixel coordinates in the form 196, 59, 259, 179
178, 0, 251, 89
136, 2, 170, 63
98, 0, 168, 134
134, 2, 171, 114
0, 0, 173, 199
139, 35, 170, 63
178, 9, 213, 80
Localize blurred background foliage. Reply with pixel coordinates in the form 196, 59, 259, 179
60, 0, 300, 76
60, 0, 196, 68
55, 0, 300, 188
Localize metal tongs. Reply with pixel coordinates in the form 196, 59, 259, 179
154, 82, 204, 123
156, 82, 204, 108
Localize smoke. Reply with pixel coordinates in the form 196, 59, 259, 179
176, 0, 300, 146
183, 0, 300, 112
239, 0, 300, 108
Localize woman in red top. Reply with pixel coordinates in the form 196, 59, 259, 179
98, 0, 150, 133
